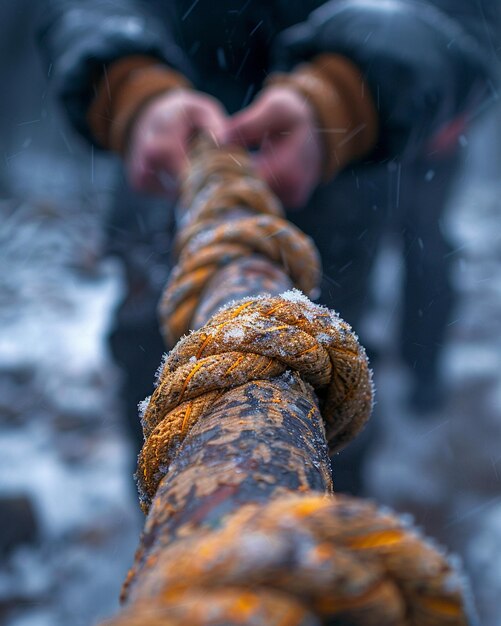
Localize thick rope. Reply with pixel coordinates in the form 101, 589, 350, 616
106, 589, 317, 626
158, 147, 321, 346
109, 140, 474, 626
109, 495, 473, 626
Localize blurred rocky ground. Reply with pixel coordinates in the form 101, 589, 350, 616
364, 109, 501, 625
0, 195, 141, 626
0, 3, 500, 626
0, 4, 141, 625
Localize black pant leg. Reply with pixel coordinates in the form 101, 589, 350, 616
106, 179, 175, 454
289, 162, 391, 494
289, 162, 390, 329
399, 153, 461, 396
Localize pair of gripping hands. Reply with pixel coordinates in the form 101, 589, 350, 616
127, 86, 322, 209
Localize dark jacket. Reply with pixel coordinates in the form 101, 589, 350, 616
39, 0, 499, 158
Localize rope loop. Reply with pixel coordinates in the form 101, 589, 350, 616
116, 495, 472, 626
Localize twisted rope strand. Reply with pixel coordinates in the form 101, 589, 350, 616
158, 145, 321, 346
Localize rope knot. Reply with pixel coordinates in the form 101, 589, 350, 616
137, 291, 373, 511
117, 495, 473, 625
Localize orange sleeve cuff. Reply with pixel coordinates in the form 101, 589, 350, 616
266, 54, 379, 180
87, 55, 191, 154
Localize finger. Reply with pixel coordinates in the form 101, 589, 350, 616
128, 154, 171, 195
128, 138, 189, 195
191, 100, 228, 145
223, 99, 282, 147
178, 95, 228, 147
255, 132, 317, 208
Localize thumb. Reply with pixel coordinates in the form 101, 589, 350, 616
224, 99, 278, 147
192, 102, 227, 142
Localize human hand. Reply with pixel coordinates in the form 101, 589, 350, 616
126, 89, 227, 196
221, 86, 322, 208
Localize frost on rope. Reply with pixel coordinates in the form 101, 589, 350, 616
138, 395, 151, 419
280, 290, 375, 409
280, 288, 347, 330
279, 288, 314, 306
224, 325, 245, 342
154, 352, 169, 385
211, 289, 369, 357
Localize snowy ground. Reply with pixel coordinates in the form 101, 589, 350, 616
0, 7, 143, 624
0, 191, 142, 626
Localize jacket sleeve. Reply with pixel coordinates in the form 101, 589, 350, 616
273, 0, 499, 158
38, 0, 193, 143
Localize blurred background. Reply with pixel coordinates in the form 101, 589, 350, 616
0, 2, 500, 625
